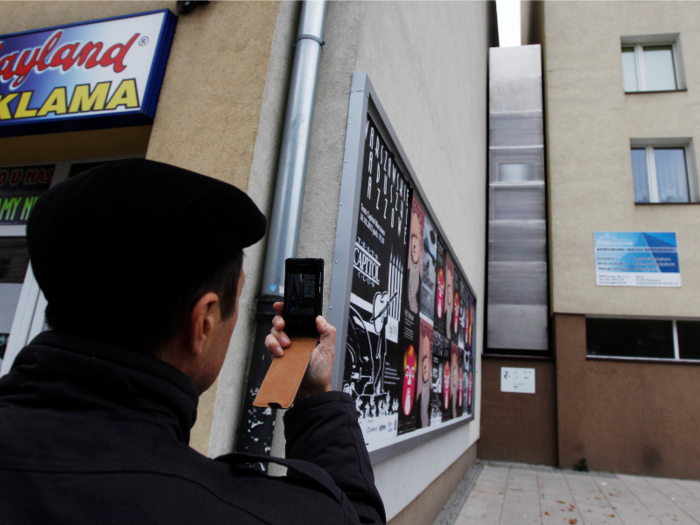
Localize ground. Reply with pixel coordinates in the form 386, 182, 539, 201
435, 461, 700, 525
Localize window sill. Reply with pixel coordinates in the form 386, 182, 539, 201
587, 355, 700, 365
625, 89, 688, 94
635, 201, 700, 205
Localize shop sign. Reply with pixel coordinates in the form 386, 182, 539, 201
0, 10, 176, 137
0, 164, 54, 224
595, 232, 681, 287
329, 73, 477, 455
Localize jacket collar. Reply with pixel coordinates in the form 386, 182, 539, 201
0, 331, 199, 444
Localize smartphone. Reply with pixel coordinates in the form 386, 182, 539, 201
283, 258, 324, 337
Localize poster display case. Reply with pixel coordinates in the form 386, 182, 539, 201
328, 73, 477, 462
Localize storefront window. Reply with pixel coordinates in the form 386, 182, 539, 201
0, 238, 29, 367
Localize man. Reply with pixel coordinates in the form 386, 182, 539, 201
0, 159, 385, 524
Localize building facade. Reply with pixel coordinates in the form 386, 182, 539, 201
0, 2, 497, 522
481, 0, 700, 480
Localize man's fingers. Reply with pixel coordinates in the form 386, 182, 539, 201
264, 334, 284, 357
270, 327, 290, 347
272, 314, 286, 332
315, 316, 336, 357
316, 315, 334, 335
273, 302, 284, 314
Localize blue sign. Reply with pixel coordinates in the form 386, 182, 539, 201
0, 10, 176, 137
595, 232, 681, 287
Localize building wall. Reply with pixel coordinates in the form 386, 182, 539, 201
317, 3, 493, 520
545, 0, 700, 318
543, 0, 700, 479
555, 314, 700, 478
479, 356, 557, 466
214, 1, 496, 521
0, 1, 281, 455
521, 1, 544, 46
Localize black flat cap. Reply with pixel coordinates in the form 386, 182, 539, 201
27, 159, 267, 318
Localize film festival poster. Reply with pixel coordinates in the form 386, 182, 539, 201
434, 239, 447, 338
420, 214, 437, 321
397, 194, 423, 434
465, 294, 476, 415
445, 253, 455, 341
456, 277, 467, 419
343, 115, 411, 444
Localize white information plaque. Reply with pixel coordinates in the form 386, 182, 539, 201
500, 367, 535, 394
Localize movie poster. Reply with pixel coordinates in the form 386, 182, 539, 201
434, 240, 446, 336
342, 115, 411, 443
397, 194, 425, 435
430, 353, 443, 426
465, 295, 476, 415
420, 215, 437, 320
451, 260, 461, 345
458, 278, 467, 351
444, 253, 455, 340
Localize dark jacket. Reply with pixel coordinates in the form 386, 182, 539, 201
0, 332, 385, 524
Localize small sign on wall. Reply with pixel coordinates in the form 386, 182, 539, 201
595, 232, 681, 287
501, 367, 535, 394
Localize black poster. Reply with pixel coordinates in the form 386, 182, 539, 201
343, 116, 411, 443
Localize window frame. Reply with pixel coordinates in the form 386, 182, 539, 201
630, 138, 698, 204
586, 316, 700, 364
621, 34, 685, 93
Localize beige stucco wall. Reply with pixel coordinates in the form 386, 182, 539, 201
0, 1, 281, 456
545, 1, 700, 317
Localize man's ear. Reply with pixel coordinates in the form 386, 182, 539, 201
187, 292, 221, 357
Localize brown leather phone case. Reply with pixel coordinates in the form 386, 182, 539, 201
253, 336, 318, 409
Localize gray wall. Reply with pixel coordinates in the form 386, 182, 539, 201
212, 1, 494, 520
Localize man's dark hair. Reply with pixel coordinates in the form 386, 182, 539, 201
45, 250, 244, 353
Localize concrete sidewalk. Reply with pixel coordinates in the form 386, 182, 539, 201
441, 461, 700, 525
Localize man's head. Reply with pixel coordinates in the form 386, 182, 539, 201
28, 159, 267, 390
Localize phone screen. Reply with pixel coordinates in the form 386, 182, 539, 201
284, 259, 324, 336
286, 273, 318, 316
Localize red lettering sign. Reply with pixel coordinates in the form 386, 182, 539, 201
0, 31, 139, 88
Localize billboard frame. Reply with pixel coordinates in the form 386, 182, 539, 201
328, 73, 478, 463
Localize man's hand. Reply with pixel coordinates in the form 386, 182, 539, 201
264, 302, 336, 405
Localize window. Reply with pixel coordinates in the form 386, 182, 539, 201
587, 317, 700, 361
631, 146, 691, 203
622, 35, 683, 92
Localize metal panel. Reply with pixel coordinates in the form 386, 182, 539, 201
486, 45, 548, 353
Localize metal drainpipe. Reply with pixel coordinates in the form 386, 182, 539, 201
235, 0, 327, 465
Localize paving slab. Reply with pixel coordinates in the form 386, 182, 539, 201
455, 466, 509, 525
538, 471, 585, 525
644, 477, 700, 523
590, 476, 660, 525
449, 462, 700, 525
564, 473, 624, 525
675, 480, 700, 501
499, 469, 542, 524
618, 474, 697, 525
